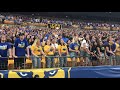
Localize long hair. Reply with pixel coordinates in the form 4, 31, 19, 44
32, 39, 39, 46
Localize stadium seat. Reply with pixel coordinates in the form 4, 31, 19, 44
8, 59, 14, 69
8, 59, 33, 69
25, 59, 32, 69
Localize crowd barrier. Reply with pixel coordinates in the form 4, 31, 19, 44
0, 55, 120, 78
1, 66, 120, 78
0, 56, 82, 70
0, 55, 119, 69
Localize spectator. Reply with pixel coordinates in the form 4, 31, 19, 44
13, 33, 30, 69
31, 39, 45, 68
97, 41, 106, 65
0, 35, 12, 70
114, 38, 120, 65
58, 39, 68, 67
69, 38, 80, 67
80, 39, 91, 66
44, 40, 55, 68
105, 36, 116, 65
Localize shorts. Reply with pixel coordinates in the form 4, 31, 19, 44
99, 53, 105, 60
80, 50, 89, 57
107, 55, 115, 61
115, 55, 120, 61
90, 56, 98, 61
69, 52, 77, 58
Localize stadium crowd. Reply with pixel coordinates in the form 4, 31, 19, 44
0, 14, 120, 70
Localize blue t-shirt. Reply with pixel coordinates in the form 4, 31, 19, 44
62, 37, 69, 43
0, 42, 11, 61
69, 43, 79, 51
0, 42, 11, 57
45, 34, 50, 39
14, 38, 29, 57
104, 41, 116, 56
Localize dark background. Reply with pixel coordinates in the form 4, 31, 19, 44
1, 12, 120, 22
6, 12, 120, 18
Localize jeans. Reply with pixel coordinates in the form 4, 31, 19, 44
115, 55, 120, 65
46, 56, 54, 68
32, 55, 41, 68
108, 55, 115, 65
69, 52, 77, 67
60, 53, 67, 67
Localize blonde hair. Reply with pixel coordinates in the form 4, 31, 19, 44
32, 39, 39, 46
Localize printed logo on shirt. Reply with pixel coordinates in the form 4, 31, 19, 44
18, 42, 25, 48
63, 48, 66, 51
0, 45, 7, 50
101, 47, 105, 50
37, 48, 41, 52
74, 45, 78, 50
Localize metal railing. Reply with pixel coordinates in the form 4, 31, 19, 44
0, 55, 120, 70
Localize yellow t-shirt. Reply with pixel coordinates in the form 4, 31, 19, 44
44, 45, 54, 55
58, 45, 68, 53
31, 45, 43, 56
115, 43, 120, 56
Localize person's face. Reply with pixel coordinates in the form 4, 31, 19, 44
36, 40, 40, 46
60, 39, 64, 44
20, 35, 24, 40
52, 39, 56, 43
86, 35, 89, 40
1, 35, 6, 42
67, 40, 71, 44
116, 40, 119, 44
109, 36, 113, 41
100, 41, 103, 46
74, 37, 78, 42
94, 42, 97, 46
92, 36, 95, 40
59, 35, 62, 39
47, 40, 50, 45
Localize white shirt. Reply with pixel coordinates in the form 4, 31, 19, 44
51, 43, 58, 49
81, 40, 89, 49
